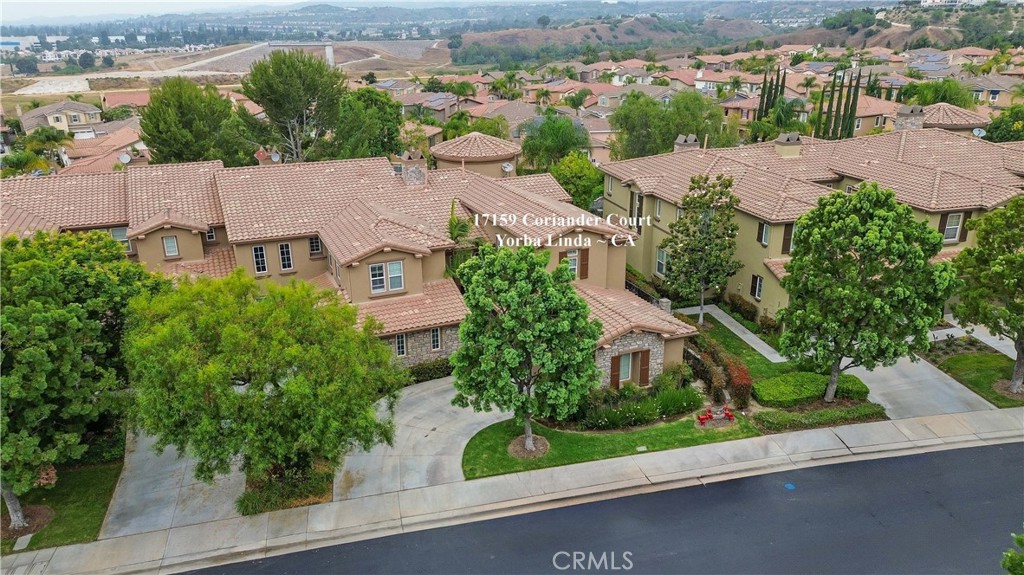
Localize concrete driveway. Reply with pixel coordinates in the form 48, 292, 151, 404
334, 377, 507, 501
853, 356, 996, 420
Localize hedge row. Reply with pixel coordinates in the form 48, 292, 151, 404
408, 357, 454, 383
752, 403, 887, 432
753, 372, 869, 408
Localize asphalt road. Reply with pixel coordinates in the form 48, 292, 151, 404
195, 444, 1024, 575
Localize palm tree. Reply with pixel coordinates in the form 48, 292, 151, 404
535, 88, 552, 106
562, 66, 578, 80
24, 126, 73, 163
960, 62, 981, 77
450, 80, 477, 111
562, 88, 592, 115
1011, 83, 1024, 104
799, 76, 817, 95
728, 75, 743, 94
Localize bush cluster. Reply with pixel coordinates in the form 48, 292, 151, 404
757, 315, 780, 335
753, 403, 886, 432
235, 464, 333, 516
725, 292, 759, 322
723, 358, 753, 409
651, 362, 693, 390
578, 383, 704, 430
408, 357, 453, 383
753, 372, 869, 408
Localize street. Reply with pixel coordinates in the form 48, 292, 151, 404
195, 443, 1024, 574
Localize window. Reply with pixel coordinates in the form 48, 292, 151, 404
874, 116, 882, 128
989, 91, 999, 102
629, 191, 644, 235
742, 109, 750, 120
70, 114, 80, 123
655, 199, 662, 219
205, 228, 216, 241
756, 222, 770, 246
253, 245, 268, 274
618, 353, 632, 382
973, 91, 982, 101
750, 274, 764, 301
110, 227, 131, 252
656, 248, 667, 277
943, 212, 963, 242
279, 243, 293, 271
782, 223, 796, 255
309, 237, 322, 255
854, 118, 862, 130
431, 327, 441, 351
388, 261, 404, 290
162, 236, 178, 258
52, 115, 62, 123
676, 206, 682, 219
395, 334, 406, 357
566, 249, 579, 277
370, 263, 386, 293
846, 185, 855, 192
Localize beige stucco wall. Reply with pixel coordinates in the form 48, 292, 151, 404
852, 114, 891, 137
341, 249, 425, 304
435, 158, 514, 178
232, 237, 329, 285
664, 338, 686, 369
202, 225, 228, 247
134, 227, 205, 270
724, 211, 790, 319
541, 230, 621, 289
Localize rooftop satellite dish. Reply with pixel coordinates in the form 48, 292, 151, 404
972, 128, 986, 138
118, 153, 132, 164
501, 162, 514, 173
270, 151, 281, 163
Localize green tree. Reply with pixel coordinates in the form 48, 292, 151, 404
908, 78, 976, 109
451, 245, 601, 451
1, 231, 165, 528
666, 91, 727, 148
609, 92, 669, 159
314, 87, 404, 159
423, 76, 447, 93
953, 196, 1024, 392
243, 50, 347, 162
1003, 529, 1024, 575
550, 150, 603, 209
14, 57, 38, 74
77, 51, 95, 69
22, 126, 72, 161
361, 71, 377, 84
102, 55, 115, 67
125, 271, 404, 486
101, 105, 134, 122
984, 104, 1024, 143
779, 183, 957, 402
521, 114, 589, 170
470, 115, 510, 139
141, 77, 233, 164
660, 175, 742, 325
562, 88, 593, 112
537, 15, 551, 28
442, 110, 473, 140
450, 80, 477, 111
0, 150, 49, 178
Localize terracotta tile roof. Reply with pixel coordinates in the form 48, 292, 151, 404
1, 203, 57, 238
763, 258, 790, 280
1, 172, 128, 230
318, 198, 450, 266
856, 95, 900, 118
161, 245, 238, 279
575, 283, 697, 346
126, 161, 223, 234
128, 207, 209, 237
930, 248, 961, 264
402, 121, 442, 140
653, 69, 697, 85
356, 278, 468, 336
102, 90, 150, 108
492, 173, 571, 202
61, 128, 146, 175
430, 131, 521, 162
922, 103, 989, 129
305, 271, 349, 301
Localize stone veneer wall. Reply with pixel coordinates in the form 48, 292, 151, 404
385, 325, 461, 366
594, 331, 665, 387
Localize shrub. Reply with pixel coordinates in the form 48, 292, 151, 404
652, 362, 693, 391
753, 403, 887, 432
724, 359, 753, 409
580, 396, 659, 429
757, 315, 780, 335
726, 292, 759, 322
408, 356, 453, 383
753, 372, 869, 408
655, 386, 704, 416
621, 396, 660, 426
235, 463, 333, 515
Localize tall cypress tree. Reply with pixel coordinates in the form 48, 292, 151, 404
827, 74, 844, 140
844, 71, 862, 138
757, 70, 769, 119
817, 74, 837, 138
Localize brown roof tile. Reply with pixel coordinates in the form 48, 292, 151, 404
763, 258, 790, 280
1, 172, 128, 230
1, 203, 57, 238
161, 244, 238, 279
430, 132, 521, 162
356, 278, 468, 336
576, 283, 697, 346
126, 161, 223, 234
922, 103, 989, 129
492, 173, 571, 203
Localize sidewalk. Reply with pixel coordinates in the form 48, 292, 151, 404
677, 304, 787, 363
4, 408, 1021, 575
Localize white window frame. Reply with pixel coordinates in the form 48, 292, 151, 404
369, 263, 387, 293
943, 212, 963, 242
758, 222, 770, 246
52, 115, 62, 123
566, 249, 579, 277
205, 228, 216, 241
309, 237, 322, 255
656, 248, 667, 277
387, 261, 404, 291
70, 114, 80, 123
430, 327, 441, 351
676, 206, 682, 219
854, 118, 862, 130
110, 227, 131, 252
279, 242, 293, 271
655, 199, 662, 219
162, 235, 178, 258
253, 245, 268, 274
989, 91, 998, 102
395, 333, 407, 357
753, 275, 764, 301
846, 185, 855, 192
874, 116, 882, 127
619, 353, 632, 382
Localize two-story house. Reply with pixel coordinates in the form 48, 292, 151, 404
20, 100, 102, 135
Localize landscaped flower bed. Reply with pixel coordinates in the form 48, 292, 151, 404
752, 403, 888, 432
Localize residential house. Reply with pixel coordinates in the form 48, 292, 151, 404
969, 74, 1022, 108
599, 125, 1024, 319
373, 78, 420, 96
59, 126, 148, 174
579, 61, 618, 83
947, 47, 998, 67
395, 92, 459, 122
101, 90, 151, 111
401, 121, 443, 148
430, 131, 520, 178
19, 100, 102, 134
595, 84, 675, 109
920, 102, 990, 136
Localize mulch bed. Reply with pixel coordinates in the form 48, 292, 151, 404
1, 505, 53, 540
994, 380, 1024, 401
508, 435, 550, 459
919, 336, 995, 366
693, 417, 737, 430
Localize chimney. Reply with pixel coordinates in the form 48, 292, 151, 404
673, 133, 700, 152
774, 132, 802, 158
894, 105, 925, 131
254, 146, 282, 166
398, 149, 428, 185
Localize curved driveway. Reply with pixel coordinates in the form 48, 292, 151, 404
334, 377, 508, 501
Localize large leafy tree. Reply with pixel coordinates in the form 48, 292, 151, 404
904, 78, 976, 109
660, 175, 743, 325
451, 245, 601, 451
141, 77, 233, 164
984, 104, 1023, 143
610, 91, 734, 160
954, 197, 1024, 392
550, 150, 603, 209
779, 183, 957, 402
521, 114, 589, 170
1, 231, 165, 528
125, 271, 403, 484
242, 50, 347, 162
313, 87, 404, 159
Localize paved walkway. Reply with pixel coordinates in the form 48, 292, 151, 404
4, 409, 1020, 575
677, 304, 787, 363
851, 357, 996, 420
335, 377, 506, 500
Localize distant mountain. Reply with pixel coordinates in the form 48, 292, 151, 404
294, 4, 350, 13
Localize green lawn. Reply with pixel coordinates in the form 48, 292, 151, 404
940, 353, 1023, 408
1, 463, 123, 554
463, 416, 760, 479
695, 318, 797, 382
